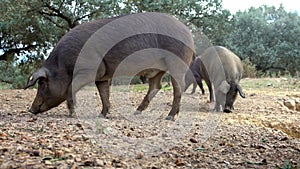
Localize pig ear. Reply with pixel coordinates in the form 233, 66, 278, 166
24, 68, 48, 89
237, 84, 246, 98
219, 81, 230, 94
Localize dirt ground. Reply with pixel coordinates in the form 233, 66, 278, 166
0, 78, 299, 168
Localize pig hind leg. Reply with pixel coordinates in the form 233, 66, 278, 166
135, 71, 165, 114
95, 80, 110, 117
165, 76, 181, 121
195, 76, 205, 95
190, 81, 197, 94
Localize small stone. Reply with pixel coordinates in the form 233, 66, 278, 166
0, 132, 8, 138
54, 150, 64, 158
94, 159, 104, 166
75, 157, 81, 162
136, 152, 144, 159
44, 160, 52, 165
175, 158, 185, 166
63, 147, 72, 153
83, 160, 93, 166
27, 116, 38, 122
279, 137, 288, 141
32, 150, 40, 156
15, 94, 22, 98
284, 99, 296, 110
190, 138, 198, 143
71, 163, 77, 169
75, 123, 83, 129
295, 100, 300, 111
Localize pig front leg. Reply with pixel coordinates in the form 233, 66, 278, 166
214, 90, 226, 112
67, 87, 76, 116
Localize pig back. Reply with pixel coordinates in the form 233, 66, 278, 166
216, 46, 243, 83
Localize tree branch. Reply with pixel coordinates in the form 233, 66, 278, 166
261, 66, 287, 72
0, 79, 13, 84
74, 10, 98, 23
0, 45, 35, 61
42, 2, 76, 29
38, 11, 67, 29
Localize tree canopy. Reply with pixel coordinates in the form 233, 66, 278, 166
0, 0, 299, 88
225, 5, 300, 75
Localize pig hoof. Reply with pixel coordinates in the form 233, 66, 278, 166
68, 109, 76, 116
98, 113, 106, 118
165, 115, 175, 121
134, 110, 142, 115
223, 109, 232, 113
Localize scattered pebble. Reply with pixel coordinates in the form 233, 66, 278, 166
0, 87, 299, 168
190, 138, 198, 143
175, 158, 184, 166
32, 150, 40, 156
27, 116, 38, 122
136, 152, 144, 159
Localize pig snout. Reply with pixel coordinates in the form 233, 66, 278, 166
223, 108, 232, 113
28, 107, 40, 115
28, 101, 44, 114
224, 105, 233, 113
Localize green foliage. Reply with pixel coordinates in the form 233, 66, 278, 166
0, 0, 50, 62
225, 5, 300, 76
130, 76, 143, 85
276, 161, 295, 169
0, 0, 117, 63
162, 73, 171, 83
1, 0, 226, 89
242, 58, 258, 78
0, 61, 37, 89
0, 82, 10, 89
1, 0, 300, 89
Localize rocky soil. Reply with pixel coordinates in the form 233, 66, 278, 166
0, 78, 299, 168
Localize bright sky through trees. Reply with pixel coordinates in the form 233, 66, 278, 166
222, 0, 300, 13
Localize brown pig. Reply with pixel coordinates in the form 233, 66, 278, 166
24, 12, 195, 120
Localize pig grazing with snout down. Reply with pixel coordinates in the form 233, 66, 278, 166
24, 12, 195, 121
186, 46, 245, 112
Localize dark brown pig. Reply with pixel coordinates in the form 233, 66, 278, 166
24, 12, 195, 121
192, 46, 245, 112
184, 57, 206, 94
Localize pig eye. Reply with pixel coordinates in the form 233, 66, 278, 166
38, 80, 44, 85
38, 79, 47, 87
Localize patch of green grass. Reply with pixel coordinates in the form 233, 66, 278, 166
240, 78, 300, 90
161, 83, 173, 91
276, 161, 293, 169
131, 84, 148, 92
0, 82, 11, 89
131, 83, 173, 92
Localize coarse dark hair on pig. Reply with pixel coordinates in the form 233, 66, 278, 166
25, 12, 195, 121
